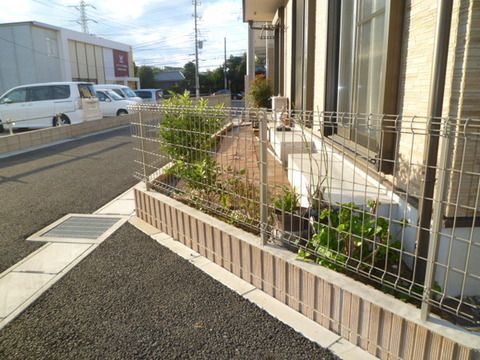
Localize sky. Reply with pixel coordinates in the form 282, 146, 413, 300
0, 0, 248, 71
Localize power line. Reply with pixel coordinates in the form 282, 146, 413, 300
70, 0, 97, 34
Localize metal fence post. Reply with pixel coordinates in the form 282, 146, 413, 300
7, 118, 13, 135
259, 109, 269, 245
138, 111, 151, 191
420, 119, 452, 321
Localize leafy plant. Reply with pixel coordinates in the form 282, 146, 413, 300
168, 155, 221, 202
298, 201, 407, 273
273, 186, 300, 213
248, 74, 273, 109
158, 91, 224, 163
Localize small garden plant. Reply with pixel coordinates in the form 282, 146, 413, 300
297, 200, 414, 299
273, 186, 300, 213
158, 91, 224, 164
157, 92, 262, 231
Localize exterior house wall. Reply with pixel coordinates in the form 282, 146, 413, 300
264, 0, 480, 297
444, 1, 480, 218
394, 0, 439, 198
394, 0, 480, 219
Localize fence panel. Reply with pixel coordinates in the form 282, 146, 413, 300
131, 103, 480, 330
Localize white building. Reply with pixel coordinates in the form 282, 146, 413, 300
0, 21, 139, 95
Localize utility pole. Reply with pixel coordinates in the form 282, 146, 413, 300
72, 0, 96, 34
194, 0, 200, 98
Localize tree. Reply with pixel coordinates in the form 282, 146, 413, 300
183, 61, 196, 93
226, 54, 246, 93
203, 67, 224, 94
137, 66, 156, 89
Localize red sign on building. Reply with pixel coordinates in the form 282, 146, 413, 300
113, 49, 129, 77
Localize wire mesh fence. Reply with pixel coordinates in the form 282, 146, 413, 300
131, 103, 480, 330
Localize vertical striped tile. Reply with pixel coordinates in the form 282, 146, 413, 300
305, 272, 317, 321
286, 264, 299, 311
457, 346, 472, 360
349, 294, 361, 345
167, 205, 175, 238
358, 299, 371, 350
165, 201, 172, 234
262, 252, 275, 297
197, 217, 207, 257
192, 217, 201, 253
321, 281, 332, 329
298, 268, 308, 316
213, 227, 223, 266
367, 304, 381, 354
251, 247, 263, 288
184, 213, 191, 245
159, 200, 168, 233
388, 314, 404, 360
147, 195, 154, 225
377, 309, 392, 360
331, 285, 342, 334
176, 208, 185, 243
439, 337, 457, 360
231, 236, 242, 278
411, 326, 428, 360
204, 223, 215, 261
222, 233, 233, 272
400, 320, 416, 360
341, 291, 352, 339
153, 197, 161, 230
241, 241, 252, 283
426, 332, 443, 360
273, 256, 286, 303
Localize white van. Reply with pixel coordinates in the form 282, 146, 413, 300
94, 84, 142, 104
96, 89, 137, 117
0, 82, 102, 129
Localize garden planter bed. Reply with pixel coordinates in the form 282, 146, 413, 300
134, 184, 479, 360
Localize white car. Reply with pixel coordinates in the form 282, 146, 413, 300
96, 89, 137, 117
134, 89, 163, 103
94, 84, 143, 104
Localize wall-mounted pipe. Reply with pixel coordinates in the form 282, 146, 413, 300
414, 0, 453, 286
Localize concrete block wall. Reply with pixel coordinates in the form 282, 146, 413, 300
0, 115, 133, 156
134, 185, 480, 360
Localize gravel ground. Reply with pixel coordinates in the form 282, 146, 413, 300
0, 126, 139, 273
0, 223, 341, 360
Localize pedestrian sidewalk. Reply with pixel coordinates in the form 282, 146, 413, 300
0, 183, 376, 360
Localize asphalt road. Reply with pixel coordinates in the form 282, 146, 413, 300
0, 223, 341, 360
0, 126, 139, 273
0, 122, 342, 359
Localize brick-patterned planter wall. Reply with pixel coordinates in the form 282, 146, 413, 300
134, 185, 479, 360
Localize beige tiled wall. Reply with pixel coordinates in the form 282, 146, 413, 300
0, 115, 133, 156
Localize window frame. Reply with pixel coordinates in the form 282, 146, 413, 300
327, 0, 405, 173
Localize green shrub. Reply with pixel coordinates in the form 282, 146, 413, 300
158, 91, 224, 163
298, 201, 406, 272
248, 74, 273, 109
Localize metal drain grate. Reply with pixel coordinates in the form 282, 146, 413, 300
43, 216, 122, 239
28, 214, 129, 244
